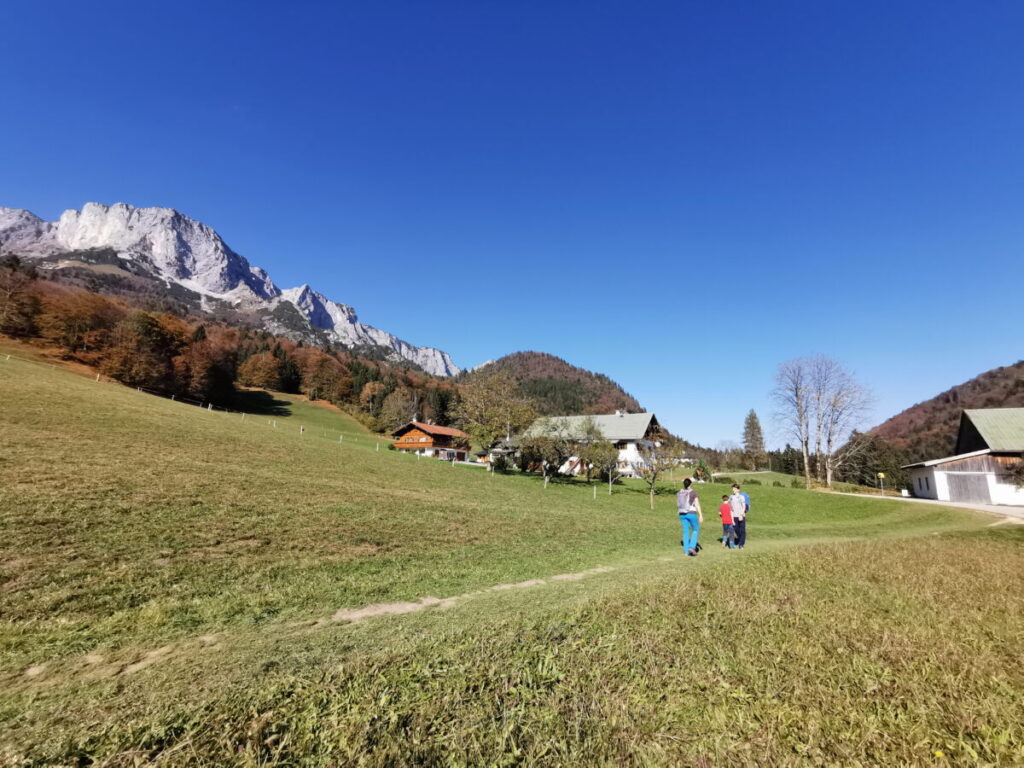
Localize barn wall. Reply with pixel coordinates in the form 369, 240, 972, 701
990, 476, 1024, 505
909, 468, 939, 499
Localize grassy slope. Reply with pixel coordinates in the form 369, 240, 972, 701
1, 352, 1022, 765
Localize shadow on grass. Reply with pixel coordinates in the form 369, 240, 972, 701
231, 389, 292, 416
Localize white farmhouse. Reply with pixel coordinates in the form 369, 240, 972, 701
522, 411, 663, 478
902, 408, 1024, 505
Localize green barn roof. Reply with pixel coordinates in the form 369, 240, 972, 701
958, 408, 1024, 453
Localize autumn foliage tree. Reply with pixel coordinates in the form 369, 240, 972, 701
0, 256, 41, 336
455, 373, 537, 450
38, 291, 125, 358
0, 270, 523, 429
100, 311, 182, 389
379, 387, 419, 432
584, 440, 620, 494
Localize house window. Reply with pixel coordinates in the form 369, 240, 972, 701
917, 477, 922, 490
420, 437, 427, 442
925, 477, 930, 491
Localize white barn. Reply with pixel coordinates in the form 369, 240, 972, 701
902, 409, 1024, 505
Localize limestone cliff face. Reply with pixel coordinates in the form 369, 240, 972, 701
0, 202, 459, 376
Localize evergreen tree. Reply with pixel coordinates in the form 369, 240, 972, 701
742, 409, 766, 470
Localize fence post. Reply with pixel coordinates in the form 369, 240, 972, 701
171, 394, 175, 401
95, 373, 100, 382
376, 442, 380, 452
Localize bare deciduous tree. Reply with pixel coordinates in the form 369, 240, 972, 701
774, 356, 871, 489
810, 356, 840, 481
821, 368, 872, 486
773, 358, 813, 489
586, 441, 620, 494
632, 435, 682, 510
517, 417, 576, 488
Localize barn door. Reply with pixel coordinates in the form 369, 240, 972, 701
946, 474, 991, 504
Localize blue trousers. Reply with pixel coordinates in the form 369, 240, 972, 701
734, 517, 746, 547
722, 523, 737, 548
679, 513, 700, 551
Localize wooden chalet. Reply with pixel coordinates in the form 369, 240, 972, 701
392, 421, 471, 462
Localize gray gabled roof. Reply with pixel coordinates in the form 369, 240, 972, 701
523, 412, 658, 442
961, 408, 1024, 452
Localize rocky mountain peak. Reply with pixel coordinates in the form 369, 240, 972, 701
0, 201, 460, 376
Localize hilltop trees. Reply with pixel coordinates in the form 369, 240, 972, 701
459, 351, 640, 416
742, 409, 766, 470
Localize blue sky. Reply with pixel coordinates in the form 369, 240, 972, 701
3, 1, 1023, 446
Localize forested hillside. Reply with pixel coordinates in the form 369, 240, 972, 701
0, 256, 458, 433
871, 359, 1024, 461
462, 351, 642, 416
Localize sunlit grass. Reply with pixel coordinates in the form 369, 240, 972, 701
1, 348, 1019, 766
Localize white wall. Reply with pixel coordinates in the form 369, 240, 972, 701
990, 475, 1024, 506
909, 468, 940, 499
617, 442, 643, 477
911, 462, 1024, 506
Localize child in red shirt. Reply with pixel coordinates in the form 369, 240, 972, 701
719, 495, 737, 549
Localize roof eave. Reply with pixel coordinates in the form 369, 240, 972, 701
901, 448, 992, 469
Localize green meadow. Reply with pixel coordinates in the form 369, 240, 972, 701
1, 348, 1023, 766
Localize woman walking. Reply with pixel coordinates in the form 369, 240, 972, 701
677, 477, 703, 557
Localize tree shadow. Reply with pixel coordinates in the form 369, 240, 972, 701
231, 389, 292, 416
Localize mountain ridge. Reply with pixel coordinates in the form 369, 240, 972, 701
870, 359, 1024, 461
0, 202, 459, 376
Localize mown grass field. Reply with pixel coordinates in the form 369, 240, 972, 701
715, 470, 891, 495
2, 344, 1023, 766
